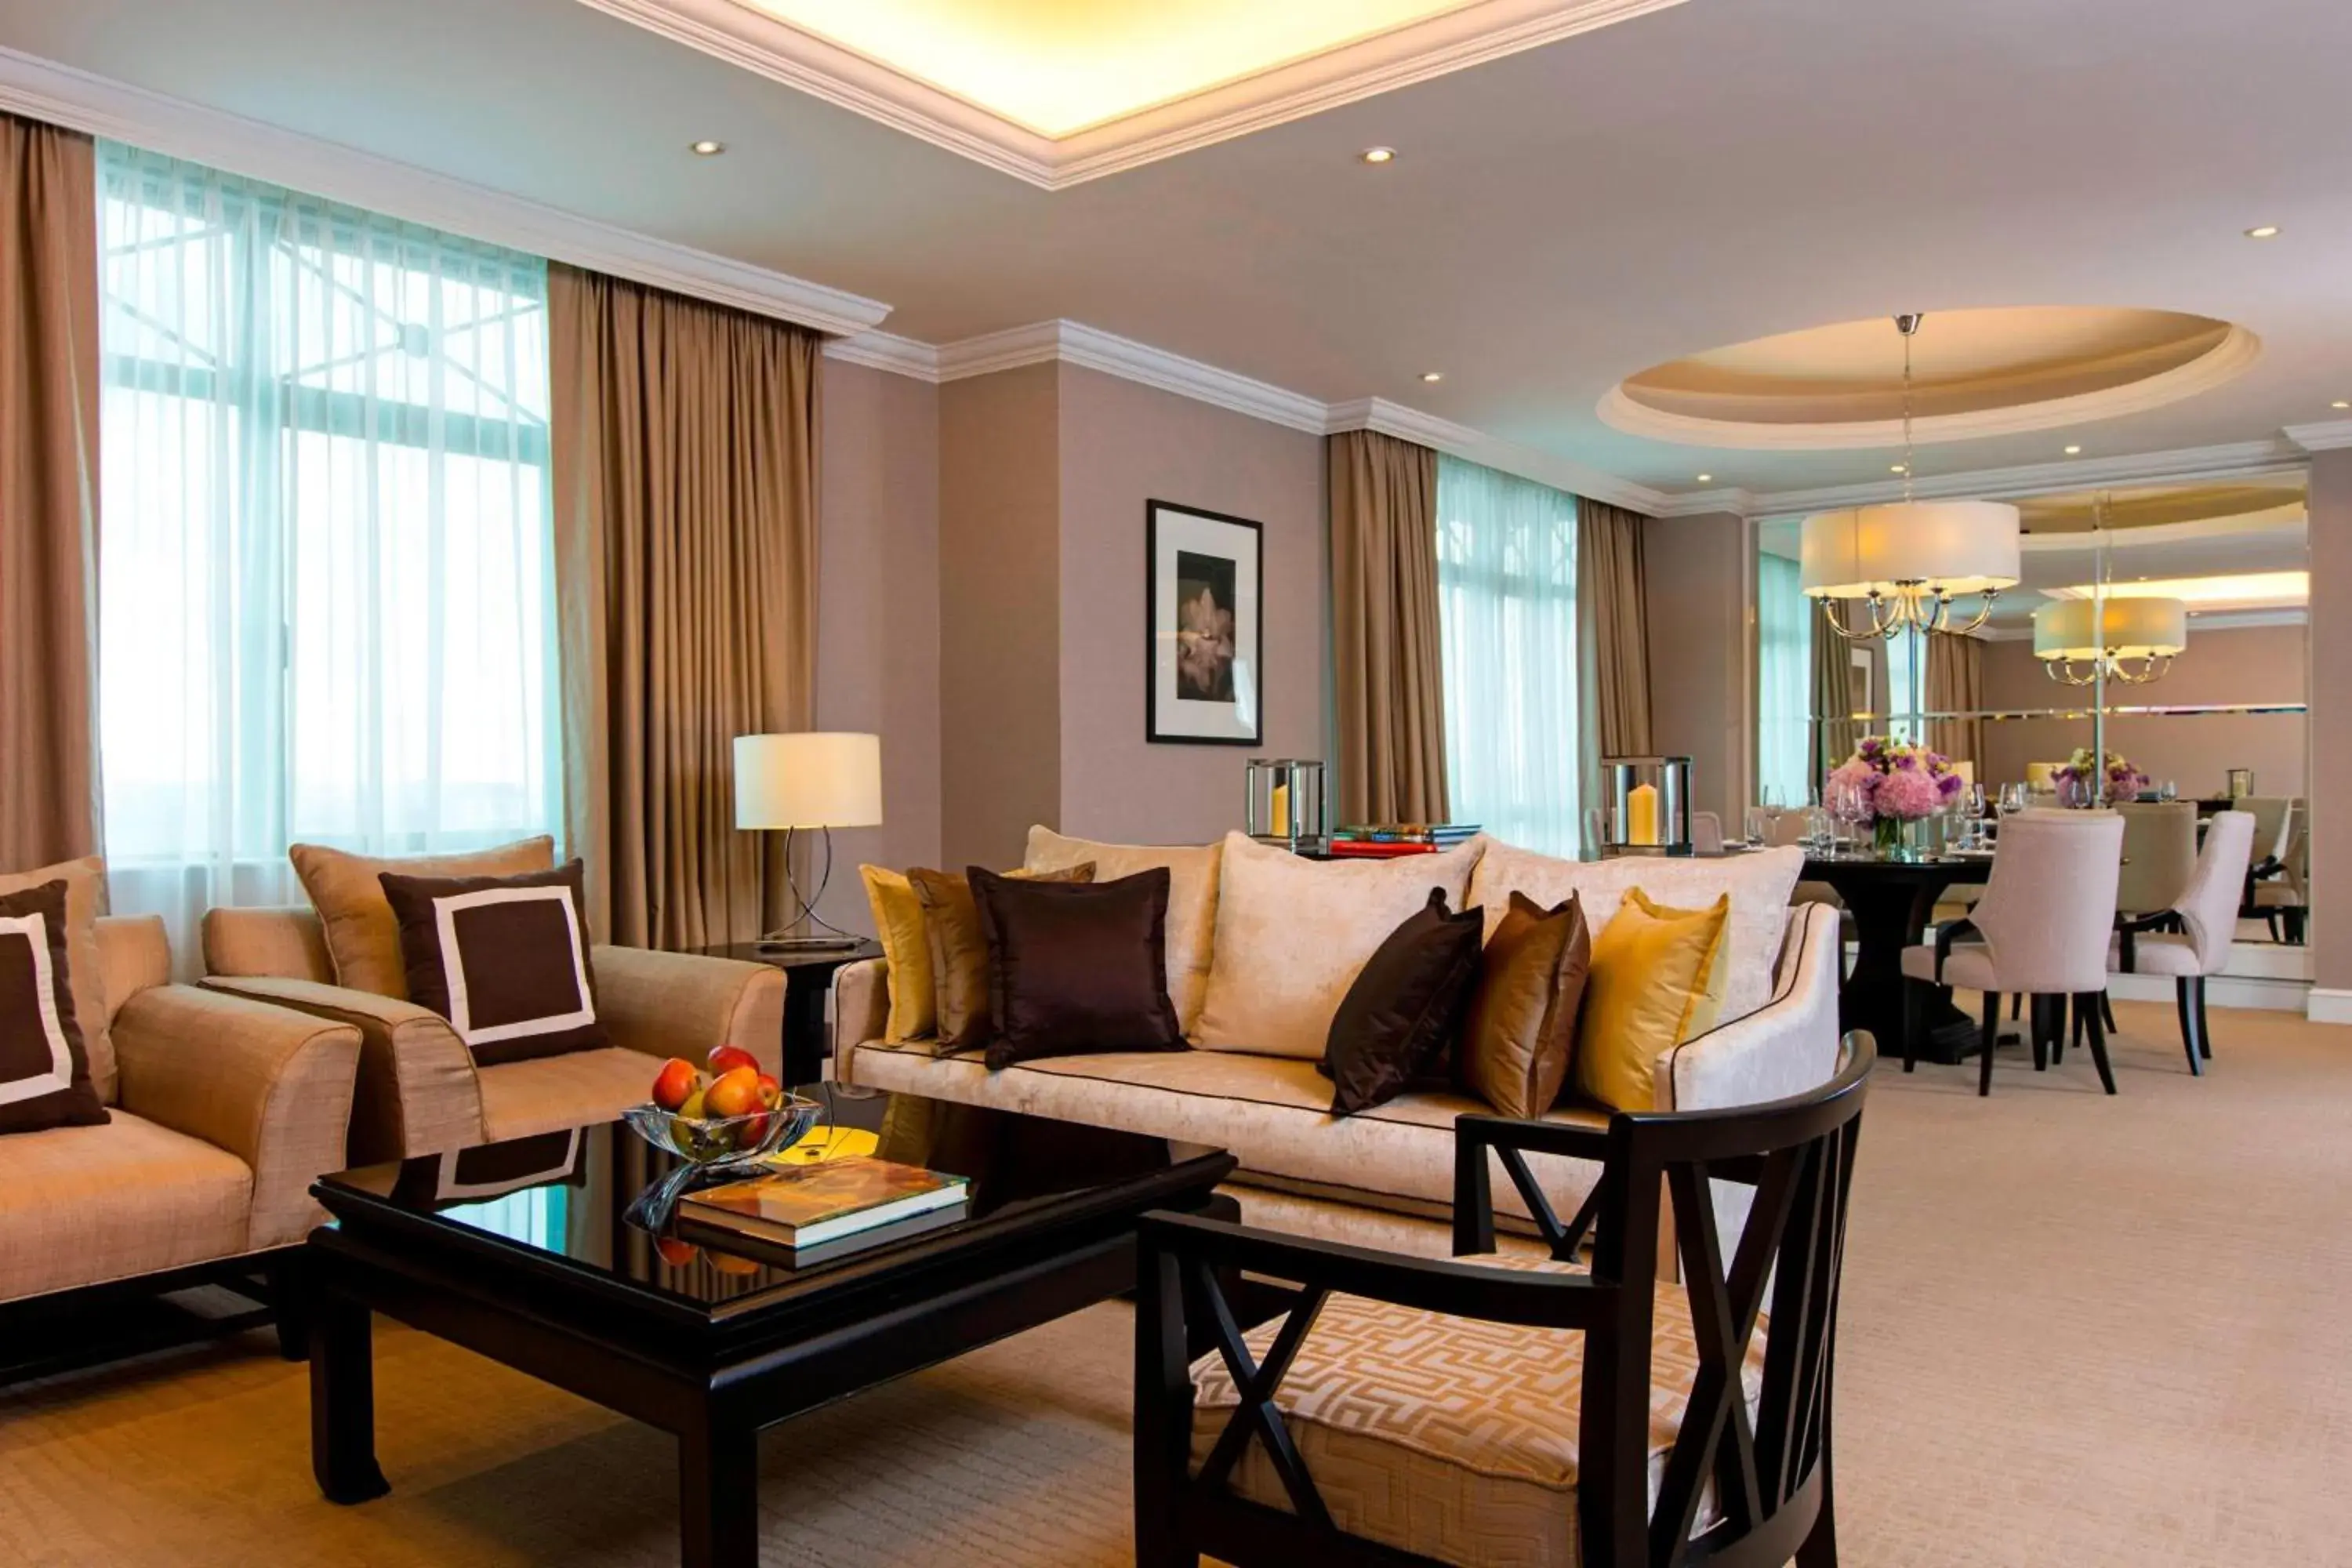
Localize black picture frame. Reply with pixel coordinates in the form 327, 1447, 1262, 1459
1145, 499, 1265, 746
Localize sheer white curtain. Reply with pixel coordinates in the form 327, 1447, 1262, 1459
1435, 456, 1580, 855
1756, 550, 1813, 807
97, 143, 559, 967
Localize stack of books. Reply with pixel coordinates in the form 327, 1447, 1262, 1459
679, 1155, 970, 1265
1326, 824, 1481, 858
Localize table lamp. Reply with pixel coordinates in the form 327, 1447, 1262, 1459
734, 732, 883, 951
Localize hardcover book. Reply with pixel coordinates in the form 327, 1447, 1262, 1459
680, 1156, 969, 1250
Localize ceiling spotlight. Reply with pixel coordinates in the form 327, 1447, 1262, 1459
1359, 146, 1397, 165
2244, 224, 2280, 238
1697, 474, 1713, 483
1420, 371, 1443, 383
689, 140, 726, 156
1889, 463, 1907, 474
2063, 445, 2082, 455
2334, 400, 2350, 410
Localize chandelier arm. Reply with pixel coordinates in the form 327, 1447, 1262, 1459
1944, 590, 2000, 636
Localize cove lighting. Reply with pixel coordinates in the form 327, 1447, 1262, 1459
2048, 571, 2307, 612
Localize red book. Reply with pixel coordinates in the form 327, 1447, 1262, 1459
1324, 840, 1439, 858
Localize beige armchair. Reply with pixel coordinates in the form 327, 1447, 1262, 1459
0, 915, 361, 1317
200, 906, 786, 1164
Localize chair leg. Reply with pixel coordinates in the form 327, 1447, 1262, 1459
2100, 991, 2117, 1034
1979, 989, 2002, 1097
2081, 991, 2118, 1095
1901, 976, 1922, 1074
2194, 976, 2213, 1061
2174, 978, 2201, 1076
2029, 996, 2049, 1073
2267, 912, 2282, 942
2010, 993, 2022, 1022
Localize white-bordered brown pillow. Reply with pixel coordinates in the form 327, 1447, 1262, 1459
0, 880, 110, 1134
379, 862, 607, 1066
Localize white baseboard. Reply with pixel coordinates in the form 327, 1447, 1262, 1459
2106, 972, 2310, 1013
2306, 989, 2352, 1025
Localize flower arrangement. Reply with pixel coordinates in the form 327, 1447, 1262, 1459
2054, 747, 2143, 803
1828, 735, 1965, 822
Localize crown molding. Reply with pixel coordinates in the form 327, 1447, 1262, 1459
575, 0, 1686, 191
1748, 438, 2310, 521
2284, 419, 2352, 452
1056, 324, 1331, 433
1597, 325, 2263, 452
1653, 485, 1759, 518
0, 45, 891, 337
2186, 607, 2307, 630
1325, 399, 1670, 514
822, 329, 942, 379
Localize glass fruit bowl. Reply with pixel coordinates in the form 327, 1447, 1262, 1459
622, 1094, 822, 1172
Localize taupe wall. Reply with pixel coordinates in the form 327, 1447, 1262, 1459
2310, 450, 2352, 992
813, 358, 942, 933
937, 363, 1065, 871
1644, 512, 1749, 825
1978, 623, 2307, 800
1056, 365, 1326, 846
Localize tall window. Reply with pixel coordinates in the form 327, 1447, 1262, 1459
97, 143, 558, 957
1436, 456, 1580, 855
1756, 550, 1813, 806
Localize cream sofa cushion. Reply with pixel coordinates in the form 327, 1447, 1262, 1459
1194, 832, 1483, 1059
290, 835, 556, 999
477, 1047, 661, 1144
1469, 842, 1802, 1023
0, 855, 115, 1103
0, 1112, 252, 1303
1025, 826, 1221, 1036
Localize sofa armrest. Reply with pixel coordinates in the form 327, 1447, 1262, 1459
832, 959, 889, 1085
592, 946, 788, 1076
114, 984, 363, 1251
201, 975, 482, 1164
1658, 902, 1844, 1115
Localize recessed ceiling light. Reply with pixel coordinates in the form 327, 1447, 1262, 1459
2245, 224, 2281, 238
2063, 445, 2082, 455
1359, 146, 1397, 165
1889, 463, 1907, 474
1696, 474, 1713, 483
1419, 371, 1443, 383
689, 139, 726, 156
2334, 400, 2350, 410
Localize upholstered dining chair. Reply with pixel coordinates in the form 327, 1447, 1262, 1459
1899, 811, 2125, 1095
1692, 810, 1726, 854
2111, 810, 2255, 1076
2249, 801, 2307, 945
1134, 1035, 1873, 1568
2114, 802, 2198, 919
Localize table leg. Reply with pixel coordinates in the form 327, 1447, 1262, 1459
678, 1421, 760, 1568
781, 974, 829, 1087
310, 1289, 390, 1504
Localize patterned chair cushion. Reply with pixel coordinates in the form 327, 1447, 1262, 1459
1189, 1254, 1766, 1568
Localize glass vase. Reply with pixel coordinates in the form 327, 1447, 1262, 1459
1873, 816, 1903, 858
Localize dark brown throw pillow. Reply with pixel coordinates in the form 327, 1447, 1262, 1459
379, 861, 608, 1066
909, 862, 1095, 1051
0, 880, 109, 1135
969, 866, 1185, 1070
1322, 887, 1486, 1116
1461, 891, 1592, 1120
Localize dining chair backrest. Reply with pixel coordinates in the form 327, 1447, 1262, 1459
2241, 796, 2293, 862
1970, 809, 2125, 995
2115, 802, 2198, 916
2176, 811, 2257, 971
1765, 808, 1812, 849
2280, 800, 2309, 895
1692, 810, 1724, 854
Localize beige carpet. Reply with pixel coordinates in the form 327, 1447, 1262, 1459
5, 998, 2351, 1566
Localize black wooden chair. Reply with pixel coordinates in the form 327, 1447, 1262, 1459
1134, 1034, 1872, 1568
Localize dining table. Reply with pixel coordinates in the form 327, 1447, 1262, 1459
1802, 851, 1994, 1063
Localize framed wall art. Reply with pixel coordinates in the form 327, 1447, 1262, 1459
1146, 499, 1262, 746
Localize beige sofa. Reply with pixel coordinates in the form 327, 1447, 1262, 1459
837, 834, 1842, 1257
200, 906, 786, 1164
1, 916, 361, 1307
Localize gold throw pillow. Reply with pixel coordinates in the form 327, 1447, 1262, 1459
859, 866, 938, 1042
290, 836, 556, 998
1574, 888, 1730, 1113
1460, 891, 1592, 1120
907, 863, 1094, 1050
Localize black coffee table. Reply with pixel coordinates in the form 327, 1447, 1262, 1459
305, 1084, 1235, 1567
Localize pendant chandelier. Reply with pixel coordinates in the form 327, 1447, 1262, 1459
1799, 314, 2022, 641
2031, 495, 2188, 684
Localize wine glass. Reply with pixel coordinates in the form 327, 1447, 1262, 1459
1998, 782, 2027, 818
2157, 779, 2178, 803
1963, 783, 1987, 849
1744, 805, 1772, 849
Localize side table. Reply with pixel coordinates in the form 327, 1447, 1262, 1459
694, 940, 884, 1086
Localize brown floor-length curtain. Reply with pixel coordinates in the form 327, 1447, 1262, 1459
1926, 630, 1984, 769
1811, 616, 1858, 779
550, 265, 818, 949
0, 114, 101, 871
1576, 498, 1653, 761
1327, 430, 1448, 825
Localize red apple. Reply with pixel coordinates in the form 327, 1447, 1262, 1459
754, 1073, 783, 1107
706, 1045, 761, 1078
650, 1057, 700, 1112
703, 1065, 764, 1120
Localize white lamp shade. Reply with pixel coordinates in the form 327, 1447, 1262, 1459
733, 732, 884, 829
1800, 500, 2022, 600
2032, 597, 2189, 662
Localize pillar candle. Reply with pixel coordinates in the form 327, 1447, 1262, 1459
1628, 782, 1659, 846
1269, 782, 1290, 838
